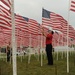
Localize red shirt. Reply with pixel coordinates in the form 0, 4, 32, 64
46, 33, 53, 45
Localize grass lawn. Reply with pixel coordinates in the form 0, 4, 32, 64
0, 52, 75, 75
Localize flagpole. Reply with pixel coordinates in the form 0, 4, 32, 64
61, 34, 64, 59
28, 24, 31, 64
11, 0, 17, 75
39, 26, 42, 66
56, 31, 60, 61
37, 32, 40, 61
20, 30, 23, 62
40, 7, 45, 66
66, 0, 71, 73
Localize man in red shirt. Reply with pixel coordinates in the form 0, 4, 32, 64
42, 29, 54, 65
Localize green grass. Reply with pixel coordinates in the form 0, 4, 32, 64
0, 52, 75, 75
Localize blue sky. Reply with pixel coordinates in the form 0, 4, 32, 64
14, 0, 75, 29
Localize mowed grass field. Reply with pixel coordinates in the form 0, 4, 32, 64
0, 51, 75, 75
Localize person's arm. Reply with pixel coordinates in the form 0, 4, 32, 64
41, 28, 47, 37
42, 32, 47, 37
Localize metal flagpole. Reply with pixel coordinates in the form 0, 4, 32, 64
56, 32, 60, 60
66, 0, 71, 73
28, 28, 32, 64
20, 30, 23, 62
11, 0, 17, 75
37, 33, 40, 61
40, 7, 44, 66
61, 34, 64, 59
41, 34, 43, 66
41, 12, 44, 66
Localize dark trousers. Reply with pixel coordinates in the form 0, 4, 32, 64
7, 55, 10, 62
46, 44, 53, 65
7, 50, 10, 62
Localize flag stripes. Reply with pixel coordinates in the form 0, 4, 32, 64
0, 1, 75, 47
70, 0, 75, 12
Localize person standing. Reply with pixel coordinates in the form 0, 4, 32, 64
42, 28, 54, 65
6, 42, 11, 62
6, 45, 10, 62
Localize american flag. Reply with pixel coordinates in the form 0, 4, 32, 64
54, 14, 68, 36
0, 27, 11, 45
53, 31, 59, 46
0, 0, 11, 29
28, 18, 40, 35
69, 25, 75, 39
15, 14, 28, 32
1, 0, 11, 8
42, 8, 63, 32
70, 0, 75, 12
0, 4, 11, 16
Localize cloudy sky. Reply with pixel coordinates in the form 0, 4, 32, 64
14, 0, 75, 29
